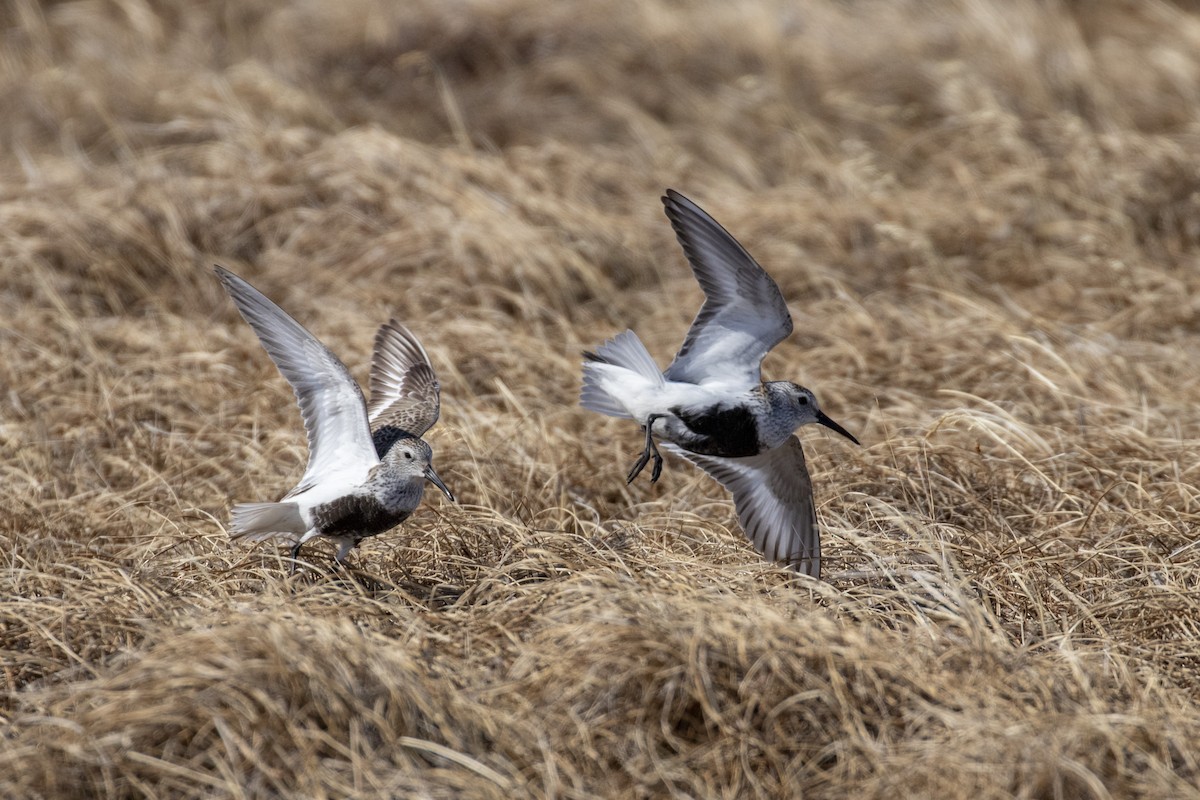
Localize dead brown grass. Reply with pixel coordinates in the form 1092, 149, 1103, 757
3, 0, 1200, 796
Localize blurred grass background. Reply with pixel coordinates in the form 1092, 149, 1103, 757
2, 1, 1200, 797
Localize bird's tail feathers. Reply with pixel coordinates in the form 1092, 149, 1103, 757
581, 330, 662, 419
228, 502, 307, 543
580, 375, 632, 418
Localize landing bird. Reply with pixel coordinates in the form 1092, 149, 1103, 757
214, 266, 454, 571
581, 190, 859, 578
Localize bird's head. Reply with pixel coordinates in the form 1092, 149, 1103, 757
389, 438, 456, 502
784, 383, 859, 445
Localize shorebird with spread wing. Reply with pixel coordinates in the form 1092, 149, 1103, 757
581, 190, 859, 577
214, 266, 454, 571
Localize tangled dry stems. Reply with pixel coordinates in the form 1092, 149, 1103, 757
3, 0, 1200, 797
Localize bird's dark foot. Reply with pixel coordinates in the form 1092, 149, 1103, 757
627, 415, 664, 484
625, 453, 650, 484
650, 450, 663, 483
289, 541, 304, 575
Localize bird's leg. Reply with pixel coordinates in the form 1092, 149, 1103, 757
333, 537, 356, 568
289, 541, 304, 575
627, 414, 665, 484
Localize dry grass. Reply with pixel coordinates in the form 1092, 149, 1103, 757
3, 0, 1200, 796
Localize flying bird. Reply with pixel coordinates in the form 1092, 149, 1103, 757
581, 190, 859, 577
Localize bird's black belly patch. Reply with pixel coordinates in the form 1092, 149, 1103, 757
312, 494, 409, 539
670, 404, 760, 457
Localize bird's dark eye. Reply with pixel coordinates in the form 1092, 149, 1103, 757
404, 452, 413, 459
797, 396, 809, 406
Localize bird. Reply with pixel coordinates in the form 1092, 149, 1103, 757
214, 266, 455, 572
580, 189, 859, 578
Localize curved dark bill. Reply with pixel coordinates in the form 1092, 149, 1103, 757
816, 411, 860, 446
425, 465, 456, 502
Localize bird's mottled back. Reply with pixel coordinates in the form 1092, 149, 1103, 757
368, 320, 442, 447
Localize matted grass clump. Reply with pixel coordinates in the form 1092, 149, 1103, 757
2, 0, 1200, 797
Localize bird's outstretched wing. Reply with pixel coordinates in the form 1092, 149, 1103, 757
661, 189, 793, 389
215, 266, 378, 496
665, 436, 820, 577
367, 320, 441, 454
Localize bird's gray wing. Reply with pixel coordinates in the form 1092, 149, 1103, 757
660, 189, 794, 389
664, 436, 820, 577
367, 320, 441, 447
215, 267, 378, 495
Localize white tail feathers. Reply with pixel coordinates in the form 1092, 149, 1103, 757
580, 330, 662, 419
228, 502, 307, 542
591, 330, 663, 382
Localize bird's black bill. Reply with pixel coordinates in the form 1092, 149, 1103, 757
425, 466, 456, 502
816, 411, 860, 446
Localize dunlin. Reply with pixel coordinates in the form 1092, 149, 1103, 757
581, 190, 858, 577
215, 266, 454, 571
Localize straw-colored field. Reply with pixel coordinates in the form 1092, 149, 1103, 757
3, 1, 1200, 796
